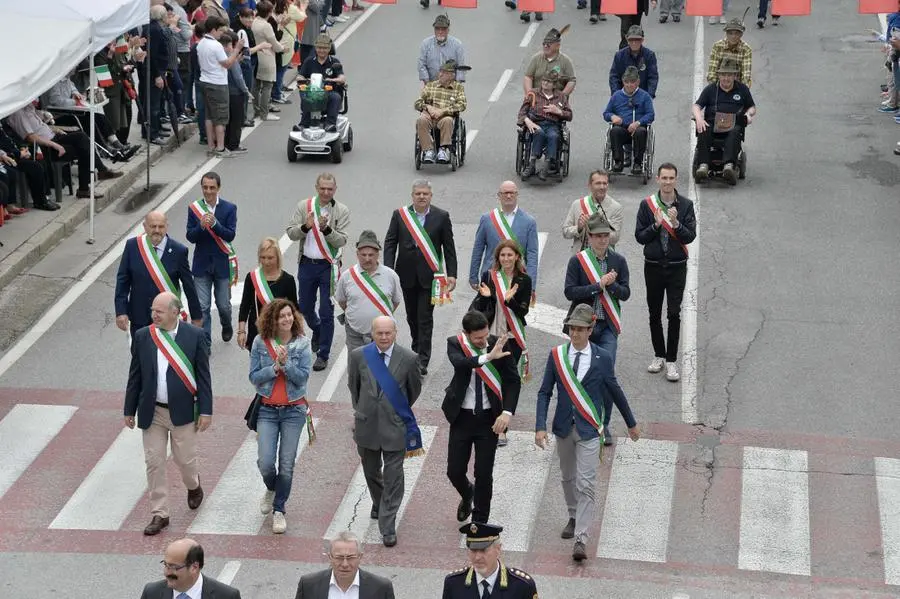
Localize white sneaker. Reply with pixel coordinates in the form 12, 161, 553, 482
708, 16, 717, 24
335, 14, 349, 22
665, 362, 680, 382
260, 489, 275, 514
272, 511, 287, 534
265, 113, 281, 121
719, 15, 727, 24
647, 357, 665, 373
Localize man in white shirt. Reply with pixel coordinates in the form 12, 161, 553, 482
293, 531, 395, 598
442, 523, 538, 598
139, 539, 242, 598
196, 16, 245, 156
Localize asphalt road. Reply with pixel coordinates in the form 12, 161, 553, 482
1, 2, 899, 597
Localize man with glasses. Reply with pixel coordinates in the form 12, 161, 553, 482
523, 27, 576, 99
141, 538, 242, 598
293, 531, 395, 598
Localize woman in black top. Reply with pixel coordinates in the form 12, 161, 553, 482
237, 236, 298, 351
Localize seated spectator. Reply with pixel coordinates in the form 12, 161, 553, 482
5, 103, 123, 199
603, 66, 655, 174
297, 34, 345, 132
517, 70, 572, 180
0, 126, 58, 211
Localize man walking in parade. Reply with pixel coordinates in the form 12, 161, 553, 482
562, 170, 624, 254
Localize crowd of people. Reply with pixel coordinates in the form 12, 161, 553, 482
873, 11, 900, 155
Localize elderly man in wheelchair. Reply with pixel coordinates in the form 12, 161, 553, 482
415, 59, 468, 165
297, 34, 345, 132
692, 57, 756, 185
516, 70, 572, 180
603, 66, 655, 175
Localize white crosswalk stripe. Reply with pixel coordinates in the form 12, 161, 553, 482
0, 404, 77, 500
875, 456, 900, 585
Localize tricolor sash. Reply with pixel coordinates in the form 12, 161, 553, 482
249, 267, 275, 306
398, 206, 451, 305
457, 334, 503, 403
551, 344, 603, 433
136, 234, 188, 321
306, 196, 341, 295
349, 265, 393, 317
189, 199, 239, 286
362, 343, 425, 457
149, 325, 197, 396
579, 194, 598, 217
489, 208, 519, 246
263, 338, 316, 442
645, 194, 688, 256
490, 269, 529, 381
575, 249, 622, 334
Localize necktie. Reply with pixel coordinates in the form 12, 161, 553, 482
380, 351, 388, 365
660, 207, 669, 254
474, 374, 484, 416
177, 594, 190, 599
572, 351, 582, 380
153, 245, 160, 254
481, 580, 491, 598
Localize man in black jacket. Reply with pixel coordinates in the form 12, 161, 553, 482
442, 311, 521, 524
634, 162, 696, 383
140, 539, 241, 598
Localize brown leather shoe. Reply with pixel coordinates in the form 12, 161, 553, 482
97, 169, 123, 180
187, 480, 204, 510
143, 515, 170, 536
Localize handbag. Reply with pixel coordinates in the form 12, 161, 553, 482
713, 112, 736, 133
244, 393, 262, 431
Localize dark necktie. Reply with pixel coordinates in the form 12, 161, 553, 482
573, 351, 582, 380
153, 245, 160, 254
474, 374, 484, 416
481, 579, 491, 598
380, 351, 387, 365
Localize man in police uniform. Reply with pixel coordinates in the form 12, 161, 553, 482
297, 34, 346, 132
443, 523, 538, 599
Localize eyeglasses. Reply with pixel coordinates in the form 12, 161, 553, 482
542, 42, 552, 47
329, 554, 361, 563
160, 560, 188, 571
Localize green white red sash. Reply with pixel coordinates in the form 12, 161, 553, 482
490, 269, 529, 381
137, 234, 188, 321
646, 194, 688, 256
349, 265, 393, 316
579, 194, 598, 217
551, 343, 603, 432
249, 267, 275, 306
457, 334, 503, 403
489, 208, 519, 246
398, 205, 451, 305
189, 199, 239, 286
306, 196, 341, 295
263, 337, 316, 443
149, 325, 197, 395
575, 249, 622, 334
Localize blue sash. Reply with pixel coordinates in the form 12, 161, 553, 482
362, 343, 424, 456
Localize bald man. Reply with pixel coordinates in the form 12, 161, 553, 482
115, 211, 202, 336
347, 316, 423, 547
125, 292, 212, 535
468, 181, 539, 294
141, 538, 242, 598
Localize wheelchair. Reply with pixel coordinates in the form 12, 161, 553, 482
414, 113, 467, 171
287, 86, 353, 164
601, 123, 655, 185
514, 122, 570, 182
691, 117, 747, 185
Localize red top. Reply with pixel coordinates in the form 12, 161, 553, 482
265, 374, 290, 406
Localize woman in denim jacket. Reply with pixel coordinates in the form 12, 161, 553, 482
249, 298, 312, 534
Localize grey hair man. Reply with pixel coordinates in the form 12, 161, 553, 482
293, 531, 396, 598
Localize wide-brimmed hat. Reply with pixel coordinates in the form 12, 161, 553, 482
356, 230, 381, 250
717, 58, 741, 74
314, 33, 333, 49
564, 304, 596, 329
543, 24, 570, 44
626, 25, 644, 39
433, 14, 450, 28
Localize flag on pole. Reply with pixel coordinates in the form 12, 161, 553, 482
771, 0, 810, 15
685, 0, 722, 15
441, 0, 477, 6
858, 0, 898, 14
519, 0, 554, 11
601, 0, 637, 14
95, 64, 114, 88
115, 36, 129, 53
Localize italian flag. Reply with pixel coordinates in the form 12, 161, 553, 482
95, 64, 113, 88
115, 36, 129, 54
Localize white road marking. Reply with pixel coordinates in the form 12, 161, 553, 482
187, 421, 317, 535
489, 69, 514, 103
875, 457, 900, 585
317, 347, 348, 402
519, 22, 539, 47
325, 426, 436, 544
525, 302, 568, 338
537, 231, 546, 262
333, 4, 380, 48
50, 428, 149, 530
738, 447, 810, 576
217, 561, 242, 586
597, 439, 678, 562
0, 404, 77, 500
466, 129, 478, 151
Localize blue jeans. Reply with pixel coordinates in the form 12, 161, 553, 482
256, 403, 307, 514
590, 322, 618, 426
530, 123, 561, 160
194, 275, 232, 345
297, 260, 335, 360
272, 65, 287, 100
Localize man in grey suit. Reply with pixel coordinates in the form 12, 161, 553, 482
347, 316, 423, 547
294, 531, 395, 598
140, 538, 241, 598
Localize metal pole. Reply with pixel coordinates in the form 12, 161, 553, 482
88, 48, 96, 244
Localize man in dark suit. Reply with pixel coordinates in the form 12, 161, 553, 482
383, 179, 457, 375
294, 531, 395, 599
186, 171, 238, 348
124, 291, 213, 536
347, 316, 423, 547
443, 311, 521, 524
443, 522, 538, 599
115, 210, 202, 336
140, 538, 242, 598
535, 303, 640, 562
564, 213, 630, 446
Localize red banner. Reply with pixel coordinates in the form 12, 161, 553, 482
858, 0, 898, 13
440, 0, 477, 6
600, 0, 637, 14
772, 0, 810, 15
518, 0, 555, 12
685, 0, 722, 15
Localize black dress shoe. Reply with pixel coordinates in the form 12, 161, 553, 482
313, 357, 328, 371
370, 506, 379, 519
418, 363, 428, 376
222, 324, 233, 342
573, 540, 587, 561
383, 534, 397, 547
187, 481, 204, 509
311, 332, 320, 353
561, 518, 575, 539
456, 485, 473, 522
144, 515, 170, 535
34, 201, 61, 211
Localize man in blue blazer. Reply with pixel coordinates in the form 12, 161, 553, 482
468, 181, 539, 294
186, 171, 238, 347
115, 211, 202, 336
124, 292, 213, 536
535, 303, 640, 562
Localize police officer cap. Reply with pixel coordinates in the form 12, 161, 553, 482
565, 303, 596, 328
542, 24, 570, 44
587, 212, 615, 234
626, 25, 644, 39
723, 17, 745, 32
460, 522, 503, 549
314, 33, 333, 49
717, 58, 741, 74
356, 230, 381, 250
433, 14, 450, 28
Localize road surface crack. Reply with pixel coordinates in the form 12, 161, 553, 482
715, 310, 767, 434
